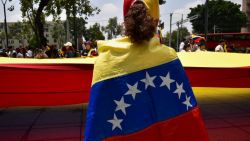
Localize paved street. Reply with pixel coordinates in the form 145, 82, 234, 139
0, 92, 250, 141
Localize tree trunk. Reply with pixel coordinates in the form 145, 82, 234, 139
35, 0, 50, 48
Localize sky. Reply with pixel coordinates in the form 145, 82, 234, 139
0, 0, 242, 34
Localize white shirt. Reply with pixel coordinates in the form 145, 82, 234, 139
26, 50, 33, 58
215, 45, 224, 52
179, 42, 185, 52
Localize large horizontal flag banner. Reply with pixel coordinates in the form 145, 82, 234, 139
0, 52, 249, 107
0, 63, 93, 107
84, 59, 208, 141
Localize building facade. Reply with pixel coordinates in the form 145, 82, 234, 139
0, 22, 67, 49
242, 0, 250, 32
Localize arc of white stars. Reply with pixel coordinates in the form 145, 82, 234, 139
140, 72, 156, 89
114, 97, 131, 115
182, 95, 193, 111
125, 82, 141, 100
160, 72, 175, 90
107, 114, 123, 131
173, 82, 186, 99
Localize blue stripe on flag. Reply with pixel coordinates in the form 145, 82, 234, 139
85, 59, 197, 141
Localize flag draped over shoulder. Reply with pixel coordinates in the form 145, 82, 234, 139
84, 37, 209, 141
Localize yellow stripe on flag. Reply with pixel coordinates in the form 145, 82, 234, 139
93, 37, 177, 84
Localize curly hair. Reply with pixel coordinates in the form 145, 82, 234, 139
124, 2, 157, 43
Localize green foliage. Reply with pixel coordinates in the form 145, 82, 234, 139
67, 17, 87, 37
103, 17, 123, 39
85, 23, 105, 41
0, 31, 5, 48
188, 0, 247, 33
159, 0, 166, 5
165, 27, 190, 49
51, 20, 66, 48
8, 21, 35, 47
19, 0, 100, 48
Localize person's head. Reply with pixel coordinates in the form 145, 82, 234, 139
64, 42, 72, 49
219, 39, 225, 45
123, 0, 159, 43
85, 41, 92, 50
183, 43, 191, 52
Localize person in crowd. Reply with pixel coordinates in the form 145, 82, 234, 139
82, 41, 98, 57
35, 49, 48, 59
215, 39, 226, 52
59, 46, 67, 58
26, 46, 33, 58
0, 49, 8, 57
196, 42, 207, 52
181, 42, 192, 52
84, 0, 208, 140
179, 39, 185, 52
16, 47, 24, 58
64, 42, 76, 58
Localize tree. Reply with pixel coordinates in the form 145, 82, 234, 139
67, 17, 88, 38
20, 0, 100, 48
85, 23, 105, 41
103, 17, 123, 39
0, 31, 5, 48
51, 20, 66, 48
165, 27, 190, 50
8, 21, 35, 47
159, 0, 166, 5
188, 0, 247, 33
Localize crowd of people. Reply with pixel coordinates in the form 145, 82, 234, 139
178, 37, 208, 52
0, 36, 238, 58
178, 37, 230, 53
0, 41, 98, 58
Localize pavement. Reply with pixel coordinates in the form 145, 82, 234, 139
0, 92, 250, 141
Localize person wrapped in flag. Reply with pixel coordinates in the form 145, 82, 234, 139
84, 0, 209, 140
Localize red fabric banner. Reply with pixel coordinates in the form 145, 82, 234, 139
0, 64, 93, 107
0, 64, 249, 108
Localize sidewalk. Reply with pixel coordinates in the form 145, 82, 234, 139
0, 92, 250, 141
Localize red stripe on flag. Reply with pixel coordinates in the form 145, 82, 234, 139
185, 67, 250, 88
103, 107, 209, 141
0, 64, 93, 107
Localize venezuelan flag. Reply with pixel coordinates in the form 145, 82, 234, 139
192, 34, 205, 43
84, 37, 208, 141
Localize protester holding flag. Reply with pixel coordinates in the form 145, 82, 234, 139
84, 0, 209, 140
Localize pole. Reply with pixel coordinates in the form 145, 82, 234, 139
2, 0, 9, 49
205, 0, 208, 39
169, 13, 173, 47
176, 22, 180, 52
66, 17, 70, 42
73, 4, 77, 49
180, 14, 183, 41
213, 25, 216, 33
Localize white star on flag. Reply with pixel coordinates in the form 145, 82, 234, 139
141, 72, 156, 89
182, 95, 193, 111
160, 72, 175, 90
107, 114, 123, 131
125, 82, 141, 100
114, 97, 131, 115
174, 82, 186, 99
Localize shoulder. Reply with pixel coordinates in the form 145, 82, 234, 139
93, 37, 178, 84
